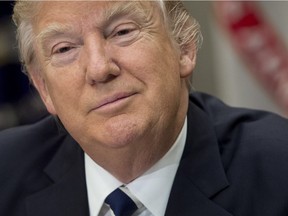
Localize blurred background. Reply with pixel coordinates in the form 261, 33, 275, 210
185, 1, 288, 115
0, 1, 47, 130
1, 1, 287, 130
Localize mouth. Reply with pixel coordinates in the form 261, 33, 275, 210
94, 92, 137, 111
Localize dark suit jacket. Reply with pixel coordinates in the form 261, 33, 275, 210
1, 92, 288, 216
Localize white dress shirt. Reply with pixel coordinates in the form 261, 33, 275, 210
85, 118, 187, 216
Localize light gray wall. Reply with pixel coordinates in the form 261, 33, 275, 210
183, 1, 217, 96
183, 1, 285, 115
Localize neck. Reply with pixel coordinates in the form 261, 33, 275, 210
86, 93, 189, 183
86, 125, 183, 183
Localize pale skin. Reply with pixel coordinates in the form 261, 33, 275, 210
29, 1, 196, 183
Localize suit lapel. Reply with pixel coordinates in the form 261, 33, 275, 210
25, 134, 89, 216
165, 102, 232, 216
25, 101, 231, 216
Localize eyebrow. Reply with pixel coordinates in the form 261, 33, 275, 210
36, 1, 151, 48
37, 23, 75, 42
101, 1, 156, 34
36, 22, 78, 54
103, 1, 150, 24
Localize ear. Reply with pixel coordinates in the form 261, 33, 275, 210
29, 67, 57, 115
179, 44, 197, 78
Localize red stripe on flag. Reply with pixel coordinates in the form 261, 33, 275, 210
214, 1, 288, 112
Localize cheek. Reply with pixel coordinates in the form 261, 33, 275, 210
44, 70, 83, 113
139, 59, 181, 94
122, 45, 179, 84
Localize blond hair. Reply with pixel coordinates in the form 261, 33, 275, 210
13, 1, 202, 77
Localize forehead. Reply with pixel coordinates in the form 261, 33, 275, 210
34, 1, 158, 30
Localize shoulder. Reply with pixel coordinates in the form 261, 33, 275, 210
0, 116, 67, 182
0, 116, 74, 214
0, 115, 65, 156
190, 93, 288, 212
190, 92, 288, 170
190, 92, 288, 143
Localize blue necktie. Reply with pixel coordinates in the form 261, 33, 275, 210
105, 188, 138, 216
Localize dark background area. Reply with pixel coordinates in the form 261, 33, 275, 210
0, 1, 47, 130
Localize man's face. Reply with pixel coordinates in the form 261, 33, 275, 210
32, 1, 195, 152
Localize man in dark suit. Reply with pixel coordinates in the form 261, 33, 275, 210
1, 1, 288, 216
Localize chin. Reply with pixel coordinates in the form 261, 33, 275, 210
100, 117, 145, 148
103, 129, 140, 149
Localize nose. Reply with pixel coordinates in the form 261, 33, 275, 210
84, 36, 120, 85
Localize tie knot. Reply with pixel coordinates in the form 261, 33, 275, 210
105, 188, 138, 216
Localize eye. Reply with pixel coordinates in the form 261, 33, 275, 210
51, 42, 76, 55
108, 23, 140, 46
114, 28, 134, 37
56, 46, 74, 54
50, 42, 80, 67
54, 45, 75, 55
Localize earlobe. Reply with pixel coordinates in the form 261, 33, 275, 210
179, 46, 196, 78
29, 68, 57, 115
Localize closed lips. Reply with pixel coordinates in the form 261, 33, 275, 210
95, 92, 136, 110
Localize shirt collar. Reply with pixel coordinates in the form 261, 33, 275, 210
85, 117, 187, 216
